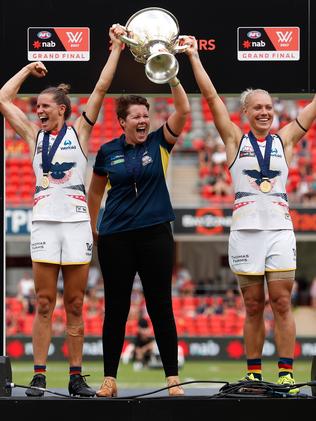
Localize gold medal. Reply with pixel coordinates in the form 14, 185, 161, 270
41, 175, 50, 189
259, 178, 271, 193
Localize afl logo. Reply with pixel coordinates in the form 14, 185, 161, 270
37, 31, 52, 40
247, 30, 261, 39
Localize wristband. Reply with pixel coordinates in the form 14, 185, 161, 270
169, 78, 180, 88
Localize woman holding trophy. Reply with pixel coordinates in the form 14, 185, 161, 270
88, 18, 190, 397
0, 25, 123, 397
184, 35, 316, 392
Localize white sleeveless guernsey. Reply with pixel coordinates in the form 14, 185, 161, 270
32, 126, 90, 222
229, 133, 293, 231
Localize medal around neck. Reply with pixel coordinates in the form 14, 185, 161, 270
41, 175, 50, 189
259, 178, 271, 193
41, 123, 67, 190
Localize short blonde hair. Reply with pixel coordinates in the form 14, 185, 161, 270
240, 88, 271, 110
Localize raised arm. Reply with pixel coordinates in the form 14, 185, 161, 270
163, 76, 191, 144
0, 61, 48, 152
87, 173, 107, 244
297, 95, 316, 132
276, 94, 316, 164
279, 94, 316, 146
184, 36, 242, 162
75, 24, 124, 149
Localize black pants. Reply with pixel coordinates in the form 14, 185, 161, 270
97, 222, 179, 377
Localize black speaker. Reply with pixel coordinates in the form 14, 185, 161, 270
0, 356, 12, 397
312, 356, 316, 397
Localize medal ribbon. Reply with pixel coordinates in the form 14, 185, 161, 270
42, 123, 67, 175
248, 131, 273, 178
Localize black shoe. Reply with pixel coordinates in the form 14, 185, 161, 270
25, 374, 46, 397
68, 374, 95, 397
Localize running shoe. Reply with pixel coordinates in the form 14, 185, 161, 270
25, 373, 46, 397
276, 374, 300, 394
68, 374, 95, 397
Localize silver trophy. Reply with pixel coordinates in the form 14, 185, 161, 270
119, 7, 187, 84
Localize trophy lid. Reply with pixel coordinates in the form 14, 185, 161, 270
125, 7, 180, 46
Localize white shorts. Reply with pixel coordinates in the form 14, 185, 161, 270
31, 221, 93, 265
229, 230, 296, 275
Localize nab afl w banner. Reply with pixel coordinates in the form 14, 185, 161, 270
27, 27, 90, 61
237, 27, 300, 61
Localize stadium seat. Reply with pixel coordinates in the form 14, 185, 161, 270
209, 314, 224, 335
6, 297, 24, 314
175, 317, 186, 335
20, 192, 34, 204
86, 315, 102, 335
125, 319, 138, 336
183, 316, 197, 335
195, 314, 210, 335
6, 193, 22, 206
20, 314, 34, 335
172, 296, 182, 316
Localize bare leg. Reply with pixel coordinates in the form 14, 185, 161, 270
268, 280, 296, 358
32, 262, 60, 365
62, 264, 90, 367
241, 283, 266, 358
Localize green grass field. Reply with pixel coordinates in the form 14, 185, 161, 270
11, 360, 313, 389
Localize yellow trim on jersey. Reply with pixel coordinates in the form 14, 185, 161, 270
106, 178, 112, 191
159, 145, 170, 177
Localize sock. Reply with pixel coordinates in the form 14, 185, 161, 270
278, 358, 293, 378
34, 365, 46, 375
69, 366, 82, 378
247, 358, 262, 380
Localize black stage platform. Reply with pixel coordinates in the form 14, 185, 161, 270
1, 384, 315, 420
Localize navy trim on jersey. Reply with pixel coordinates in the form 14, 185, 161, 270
93, 126, 175, 235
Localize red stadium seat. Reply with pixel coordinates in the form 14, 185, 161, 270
209, 314, 224, 335
125, 319, 138, 336
195, 314, 210, 336
86, 315, 102, 335
20, 314, 34, 335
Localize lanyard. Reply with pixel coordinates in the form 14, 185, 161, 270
248, 131, 273, 178
42, 123, 67, 175
124, 144, 145, 179
123, 140, 146, 195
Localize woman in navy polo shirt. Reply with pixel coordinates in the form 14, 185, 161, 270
88, 78, 190, 397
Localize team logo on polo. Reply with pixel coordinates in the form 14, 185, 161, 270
142, 153, 153, 166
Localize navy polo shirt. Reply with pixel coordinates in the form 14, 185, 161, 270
93, 126, 175, 235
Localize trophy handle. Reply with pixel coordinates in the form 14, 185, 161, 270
173, 35, 190, 53
119, 34, 139, 47
118, 26, 139, 47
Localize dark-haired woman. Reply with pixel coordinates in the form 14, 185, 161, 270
88, 82, 190, 397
